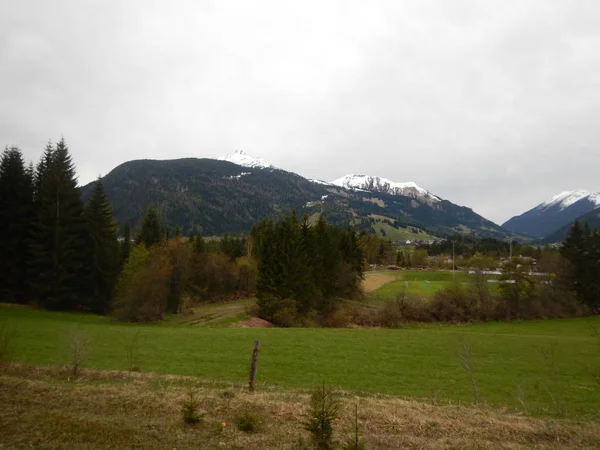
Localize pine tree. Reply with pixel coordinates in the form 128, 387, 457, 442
135, 206, 164, 248
33, 141, 54, 200
29, 138, 86, 310
121, 221, 132, 265
560, 221, 587, 302
83, 178, 119, 313
0, 146, 34, 303
561, 221, 600, 311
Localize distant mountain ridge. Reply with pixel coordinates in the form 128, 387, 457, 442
330, 174, 441, 204
543, 206, 600, 243
81, 151, 514, 239
502, 189, 600, 238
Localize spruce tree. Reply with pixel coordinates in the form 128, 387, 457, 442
83, 178, 119, 313
29, 138, 86, 310
0, 146, 34, 303
561, 221, 600, 311
121, 221, 132, 265
33, 141, 54, 200
135, 206, 164, 248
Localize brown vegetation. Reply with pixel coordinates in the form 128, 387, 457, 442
1, 363, 599, 449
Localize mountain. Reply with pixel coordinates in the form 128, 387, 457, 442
543, 207, 600, 243
502, 189, 600, 238
330, 174, 441, 204
81, 157, 326, 236
81, 152, 513, 239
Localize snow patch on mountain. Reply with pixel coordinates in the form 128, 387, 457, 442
587, 192, 600, 207
310, 179, 334, 186
218, 150, 278, 170
539, 189, 597, 211
224, 172, 251, 180
330, 174, 441, 202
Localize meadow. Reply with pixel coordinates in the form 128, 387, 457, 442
2, 304, 599, 418
367, 269, 502, 300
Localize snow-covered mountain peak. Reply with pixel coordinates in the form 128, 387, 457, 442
218, 150, 278, 170
540, 189, 593, 210
330, 174, 441, 202
587, 192, 600, 206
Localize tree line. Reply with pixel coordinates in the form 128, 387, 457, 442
0, 141, 119, 313
251, 214, 364, 326
0, 142, 252, 319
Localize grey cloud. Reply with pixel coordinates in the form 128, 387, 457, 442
2, 0, 600, 224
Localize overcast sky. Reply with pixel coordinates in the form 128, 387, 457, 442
2, 0, 600, 224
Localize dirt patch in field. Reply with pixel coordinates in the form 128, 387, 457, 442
234, 317, 274, 328
363, 271, 400, 292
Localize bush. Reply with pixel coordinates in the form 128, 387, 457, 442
258, 297, 298, 327
112, 245, 172, 322
0, 322, 16, 362
430, 282, 474, 322
234, 407, 263, 433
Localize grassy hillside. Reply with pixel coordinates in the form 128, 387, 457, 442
369, 214, 436, 241
2, 305, 599, 417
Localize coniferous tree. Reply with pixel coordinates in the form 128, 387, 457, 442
253, 213, 364, 324
135, 206, 164, 248
0, 146, 34, 303
193, 234, 206, 254
30, 138, 86, 310
33, 141, 54, 200
561, 221, 600, 311
121, 221, 132, 265
83, 178, 119, 313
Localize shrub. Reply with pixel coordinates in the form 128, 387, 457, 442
112, 244, 172, 322
181, 386, 204, 425
234, 406, 263, 433
67, 330, 89, 378
0, 322, 16, 362
258, 297, 298, 327
303, 383, 342, 450
430, 282, 474, 322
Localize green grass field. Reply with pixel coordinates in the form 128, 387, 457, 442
2, 305, 599, 417
368, 269, 502, 300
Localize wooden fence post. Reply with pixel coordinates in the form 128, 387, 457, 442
248, 339, 260, 392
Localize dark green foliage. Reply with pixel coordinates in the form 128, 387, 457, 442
121, 221, 132, 265
80, 158, 327, 236
220, 235, 246, 261
302, 383, 342, 450
83, 178, 119, 313
135, 206, 164, 248
29, 139, 87, 310
0, 146, 34, 303
560, 221, 600, 311
234, 407, 263, 433
253, 214, 364, 325
33, 141, 54, 199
